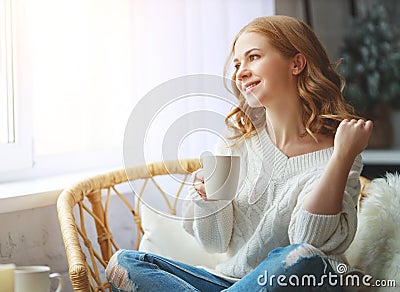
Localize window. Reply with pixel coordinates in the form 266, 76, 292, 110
0, 0, 32, 173
0, 0, 275, 182
0, 0, 14, 145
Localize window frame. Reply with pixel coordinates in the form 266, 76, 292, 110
0, 0, 33, 173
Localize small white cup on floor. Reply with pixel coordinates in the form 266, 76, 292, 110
14, 265, 64, 292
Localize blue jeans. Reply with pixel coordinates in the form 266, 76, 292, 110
106, 243, 342, 291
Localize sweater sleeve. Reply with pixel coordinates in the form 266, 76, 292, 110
288, 155, 363, 255
182, 188, 234, 253
181, 136, 237, 253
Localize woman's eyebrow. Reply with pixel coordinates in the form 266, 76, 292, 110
233, 48, 261, 63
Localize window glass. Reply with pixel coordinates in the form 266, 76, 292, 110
0, 0, 14, 144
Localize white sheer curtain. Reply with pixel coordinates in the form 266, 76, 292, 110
14, 0, 274, 172
131, 0, 275, 95
129, 0, 275, 163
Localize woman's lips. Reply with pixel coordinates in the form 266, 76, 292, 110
244, 81, 260, 93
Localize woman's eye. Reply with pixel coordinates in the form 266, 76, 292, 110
249, 55, 259, 61
234, 64, 241, 70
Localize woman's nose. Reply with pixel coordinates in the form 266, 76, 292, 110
236, 65, 250, 81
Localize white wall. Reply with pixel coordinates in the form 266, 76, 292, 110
0, 205, 75, 291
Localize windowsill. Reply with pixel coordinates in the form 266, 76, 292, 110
0, 149, 123, 214
362, 148, 400, 165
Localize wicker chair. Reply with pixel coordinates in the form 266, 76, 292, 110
56, 158, 370, 291
56, 159, 201, 291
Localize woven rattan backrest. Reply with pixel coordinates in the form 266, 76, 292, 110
57, 159, 201, 292
358, 176, 371, 211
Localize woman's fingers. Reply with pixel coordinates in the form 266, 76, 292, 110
354, 119, 373, 133
194, 169, 204, 182
334, 119, 374, 158
364, 120, 374, 132
356, 119, 365, 125
193, 169, 207, 199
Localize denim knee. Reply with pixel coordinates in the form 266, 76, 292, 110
281, 243, 326, 267
255, 244, 340, 291
261, 243, 329, 276
106, 249, 145, 291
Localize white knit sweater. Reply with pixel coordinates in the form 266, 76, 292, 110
182, 129, 362, 279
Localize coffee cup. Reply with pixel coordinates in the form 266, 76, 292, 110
14, 266, 64, 292
201, 155, 240, 200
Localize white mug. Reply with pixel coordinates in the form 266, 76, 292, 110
14, 266, 64, 292
201, 155, 240, 200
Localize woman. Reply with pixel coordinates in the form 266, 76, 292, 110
106, 15, 373, 291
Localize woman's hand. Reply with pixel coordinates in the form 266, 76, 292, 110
304, 119, 373, 215
193, 169, 209, 201
334, 119, 373, 160
193, 169, 206, 199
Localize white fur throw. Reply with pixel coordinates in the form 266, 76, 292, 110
345, 173, 400, 291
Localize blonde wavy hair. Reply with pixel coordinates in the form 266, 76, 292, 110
224, 15, 359, 141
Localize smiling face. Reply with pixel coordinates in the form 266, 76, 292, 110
233, 32, 297, 108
